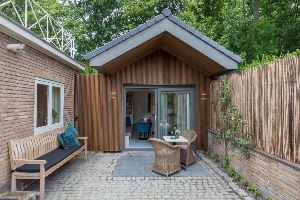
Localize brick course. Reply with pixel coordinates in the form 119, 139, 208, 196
208, 130, 300, 200
0, 32, 78, 193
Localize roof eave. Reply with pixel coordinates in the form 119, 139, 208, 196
0, 12, 85, 71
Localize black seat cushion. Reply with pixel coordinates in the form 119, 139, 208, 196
15, 143, 85, 173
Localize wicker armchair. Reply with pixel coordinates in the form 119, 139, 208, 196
176, 130, 197, 167
149, 138, 181, 177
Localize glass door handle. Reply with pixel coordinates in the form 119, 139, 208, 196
155, 115, 156, 124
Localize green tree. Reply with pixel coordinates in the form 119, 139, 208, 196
61, 0, 127, 66
122, 0, 187, 30
2, 0, 300, 73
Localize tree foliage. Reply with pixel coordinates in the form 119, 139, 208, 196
1, 0, 299, 74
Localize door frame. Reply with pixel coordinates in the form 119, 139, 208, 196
122, 84, 196, 151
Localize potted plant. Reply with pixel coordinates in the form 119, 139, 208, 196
173, 127, 181, 138
52, 109, 58, 123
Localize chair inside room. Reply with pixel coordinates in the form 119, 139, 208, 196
136, 122, 152, 141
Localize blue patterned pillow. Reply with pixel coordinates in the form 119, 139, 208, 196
65, 123, 79, 136
57, 132, 66, 148
58, 131, 81, 150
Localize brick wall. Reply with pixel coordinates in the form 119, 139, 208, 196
208, 130, 300, 200
0, 32, 78, 193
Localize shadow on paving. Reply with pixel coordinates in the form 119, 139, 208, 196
112, 156, 210, 177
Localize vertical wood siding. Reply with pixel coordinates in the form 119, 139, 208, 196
75, 50, 211, 151
210, 55, 300, 164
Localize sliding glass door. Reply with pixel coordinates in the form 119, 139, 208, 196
158, 88, 195, 140
123, 85, 195, 150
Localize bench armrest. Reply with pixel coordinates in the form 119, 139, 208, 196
13, 159, 47, 165
77, 137, 88, 143
77, 137, 88, 140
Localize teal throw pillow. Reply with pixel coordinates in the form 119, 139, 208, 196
65, 122, 79, 136
58, 131, 81, 150
57, 132, 66, 148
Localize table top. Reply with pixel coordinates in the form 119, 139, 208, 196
163, 136, 188, 143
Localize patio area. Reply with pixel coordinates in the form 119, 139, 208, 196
26, 151, 241, 200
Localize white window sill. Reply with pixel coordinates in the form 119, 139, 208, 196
34, 123, 64, 135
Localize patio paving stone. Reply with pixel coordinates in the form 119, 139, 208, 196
26, 151, 241, 199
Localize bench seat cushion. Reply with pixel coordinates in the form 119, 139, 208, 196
15, 143, 85, 173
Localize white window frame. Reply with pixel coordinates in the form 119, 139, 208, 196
34, 77, 64, 134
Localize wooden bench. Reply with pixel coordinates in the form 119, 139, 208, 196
8, 125, 87, 200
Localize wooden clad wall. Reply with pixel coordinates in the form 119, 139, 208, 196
75, 49, 211, 151
210, 55, 300, 164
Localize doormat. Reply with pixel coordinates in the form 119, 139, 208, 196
112, 156, 210, 177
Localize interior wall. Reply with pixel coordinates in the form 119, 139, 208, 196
75, 49, 211, 151
133, 91, 149, 124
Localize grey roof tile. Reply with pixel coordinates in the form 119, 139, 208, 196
216, 45, 226, 51
104, 41, 113, 50
184, 24, 196, 34
112, 37, 122, 45
121, 32, 130, 41
162, 8, 172, 16
216, 46, 229, 56
231, 54, 241, 62
146, 18, 156, 27
209, 40, 218, 48
201, 35, 210, 43
193, 31, 204, 39
154, 14, 165, 22
88, 46, 105, 58
168, 15, 179, 24
129, 28, 139, 36
97, 46, 105, 53
138, 23, 147, 31
176, 19, 187, 29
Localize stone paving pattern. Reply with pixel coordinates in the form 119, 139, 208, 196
26, 151, 241, 200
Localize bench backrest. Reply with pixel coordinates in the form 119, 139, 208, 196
8, 126, 66, 170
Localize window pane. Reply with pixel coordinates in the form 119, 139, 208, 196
52, 86, 61, 124
37, 84, 48, 128
160, 93, 190, 138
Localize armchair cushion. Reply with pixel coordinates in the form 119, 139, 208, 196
178, 145, 187, 150
15, 143, 85, 173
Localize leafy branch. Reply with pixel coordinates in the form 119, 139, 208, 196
214, 75, 252, 157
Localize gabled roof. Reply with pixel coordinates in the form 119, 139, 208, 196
86, 8, 242, 76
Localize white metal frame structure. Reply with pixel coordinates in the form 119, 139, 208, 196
0, 0, 76, 58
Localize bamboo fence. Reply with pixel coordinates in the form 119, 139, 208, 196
210, 55, 300, 164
